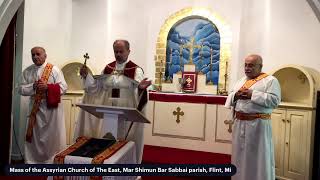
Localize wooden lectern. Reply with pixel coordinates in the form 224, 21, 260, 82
76, 103, 150, 140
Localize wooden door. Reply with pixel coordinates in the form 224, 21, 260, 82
271, 108, 286, 176
62, 96, 74, 145
284, 109, 310, 180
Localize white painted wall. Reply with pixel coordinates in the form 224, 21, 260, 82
68, 0, 243, 87
21, 0, 72, 69
67, 0, 320, 89
0, 0, 319, 88
68, 0, 108, 73
237, 0, 271, 78
238, 0, 320, 77
266, 0, 320, 71
20, 0, 320, 87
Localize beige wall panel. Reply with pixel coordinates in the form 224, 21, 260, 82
215, 105, 232, 143
153, 101, 206, 140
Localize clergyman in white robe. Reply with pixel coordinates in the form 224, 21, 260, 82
225, 74, 281, 180
73, 60, 145, 163
19, 61, 68, 164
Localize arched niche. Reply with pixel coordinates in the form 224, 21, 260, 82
271, 64, 320, 108
61, 61, 94, 93
154, 7, 232, 91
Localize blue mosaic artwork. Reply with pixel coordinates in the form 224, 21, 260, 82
165, 17, 220, 84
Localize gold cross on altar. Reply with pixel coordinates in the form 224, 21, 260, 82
181, 37, 201, 65
224, 119, 234, 133
173, 107, 184, 123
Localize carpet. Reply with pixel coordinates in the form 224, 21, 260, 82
141, 145, 231, 180
142, 145, 231, 164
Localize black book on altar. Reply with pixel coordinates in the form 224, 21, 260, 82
69, 138, 116, 158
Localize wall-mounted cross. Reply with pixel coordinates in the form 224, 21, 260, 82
173, 107, 184, 123
224, 119, 234, 133
181, 37, 201, 65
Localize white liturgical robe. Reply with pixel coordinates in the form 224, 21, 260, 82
225, 75, 281, 180
19, 62, 68, 163
74, 61, 145, 163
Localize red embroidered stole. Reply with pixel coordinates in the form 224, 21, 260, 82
26, 63, 53, 143
103, 60, 138, 79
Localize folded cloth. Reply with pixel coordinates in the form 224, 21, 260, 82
47, 83, 61, 108
54, 136, 128, 164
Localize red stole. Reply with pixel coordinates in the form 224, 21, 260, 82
103, 60, 138, 79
